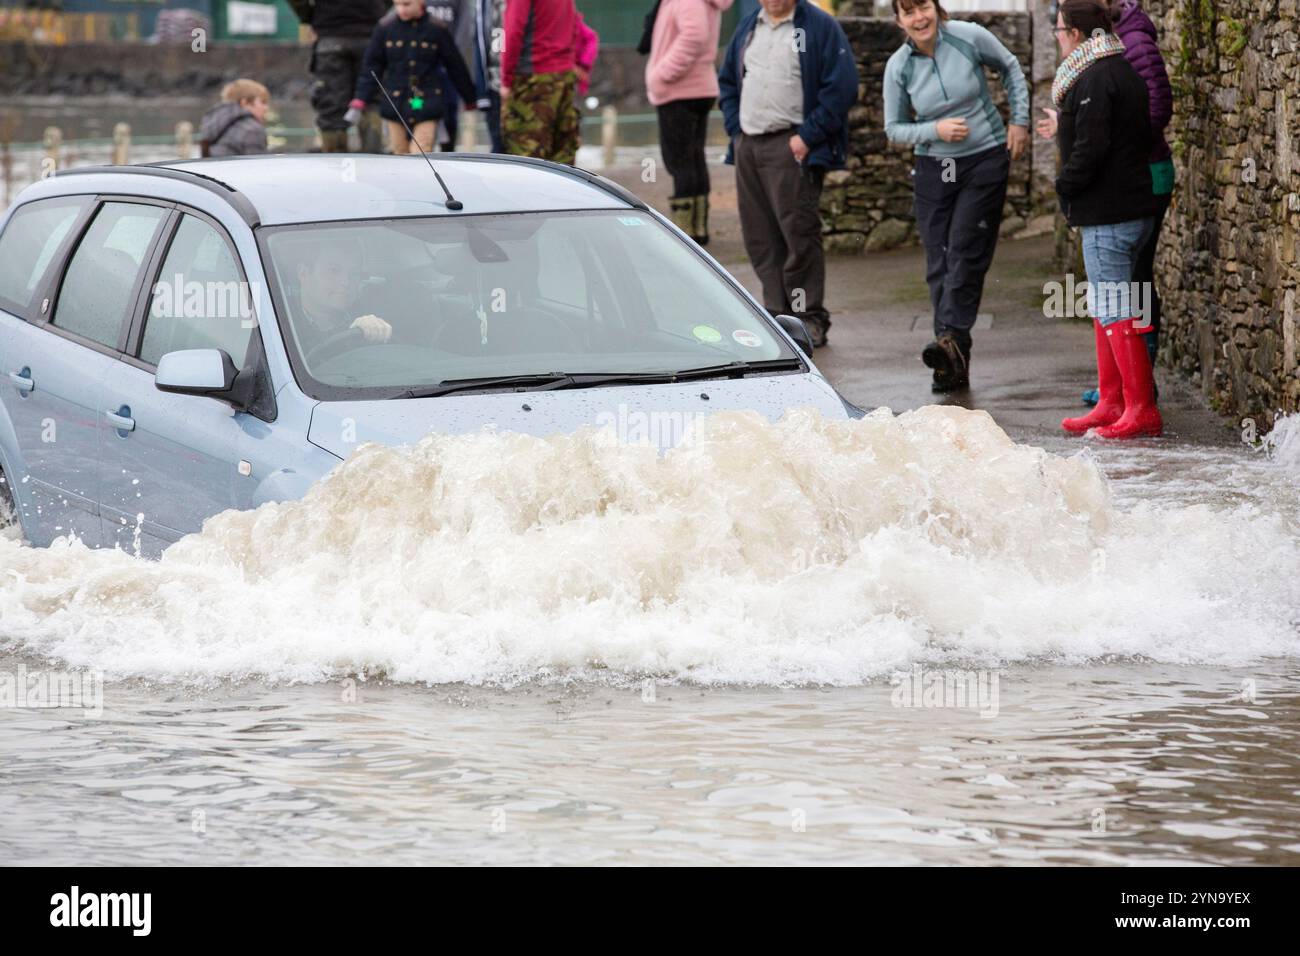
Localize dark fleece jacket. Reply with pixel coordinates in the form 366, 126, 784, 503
1112, 0, 1172, 163
1055, 54, 1158, 227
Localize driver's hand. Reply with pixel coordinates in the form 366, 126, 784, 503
351, 314, 392, 343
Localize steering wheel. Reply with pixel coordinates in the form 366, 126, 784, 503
305, 326, 367, 367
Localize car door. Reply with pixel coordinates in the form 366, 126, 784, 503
99, 209, 262, 556
0, 196, 168, 548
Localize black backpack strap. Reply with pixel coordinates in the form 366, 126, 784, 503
637, 0, 662, 56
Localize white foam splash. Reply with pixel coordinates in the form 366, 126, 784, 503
1, 406, 1297, 686
1262, 412, 1300, 471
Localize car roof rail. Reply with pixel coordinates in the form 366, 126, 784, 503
164, 152, 650, 213
441, 152, 649, 211
53, 164, 261, 227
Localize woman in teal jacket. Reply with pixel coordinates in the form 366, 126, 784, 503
883, 0, 1029, 393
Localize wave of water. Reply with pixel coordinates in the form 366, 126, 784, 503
1262, 412, 1300, 470
1, 406, 1297, 686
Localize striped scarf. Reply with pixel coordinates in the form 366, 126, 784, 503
1052, 33, 1127, 107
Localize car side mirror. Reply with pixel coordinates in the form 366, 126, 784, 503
774, 314, 814, 358
155, 348, 239, 399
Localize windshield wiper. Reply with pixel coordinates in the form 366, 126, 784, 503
395, 359, 805, 399
398, 373, 578, 399
550, 359, 806, 389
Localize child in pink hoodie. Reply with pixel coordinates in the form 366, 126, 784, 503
574, 12, 599, 98
646, 0, 733, 245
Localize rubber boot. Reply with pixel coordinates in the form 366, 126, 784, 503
319, 128, 350, 153
357, 110, 384, 154
691, 194, 710, 246
1063, 320, 1124, 433
1096, 319, 1163, 439
669, 197, 693, 235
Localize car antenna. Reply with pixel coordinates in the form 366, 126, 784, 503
370, 70, 464, 211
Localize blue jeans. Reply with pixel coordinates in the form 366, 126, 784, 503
1080, 218, 1155, 326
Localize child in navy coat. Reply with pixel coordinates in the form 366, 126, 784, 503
348, 0, 476, 154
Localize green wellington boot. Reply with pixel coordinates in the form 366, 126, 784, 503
690, 194, 710, 246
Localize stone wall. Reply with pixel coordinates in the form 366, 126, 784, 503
1140, 0, 1300, 420
820, 12, 1052, 255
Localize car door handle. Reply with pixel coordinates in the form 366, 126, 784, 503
8, 369, 33, 393
105, 407, 136, 432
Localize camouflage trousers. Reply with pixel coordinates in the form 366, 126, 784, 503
503, 70, 580, 166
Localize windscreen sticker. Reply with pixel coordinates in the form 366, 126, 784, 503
619, 216, 645, 226
732, 329, 762, 348
692, 325, 722, 343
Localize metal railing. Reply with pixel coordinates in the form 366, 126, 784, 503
0, 109, 721, 207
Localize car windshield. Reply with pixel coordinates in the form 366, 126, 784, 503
260, 210, 798, 399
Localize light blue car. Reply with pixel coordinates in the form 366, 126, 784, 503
0, 154, 860, 558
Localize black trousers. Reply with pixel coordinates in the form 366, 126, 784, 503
913, 145, 1010, 353
311, 36, 368, 132
657, 97, 713, 198
735, 130, 827, 325
485, 90, 505, 153
311, 35, 383, 152
1133, 190, 1171, 346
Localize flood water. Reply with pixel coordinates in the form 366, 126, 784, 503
2, 94, 1298, 864
3, 663, 1298, 866
2, 409, 1298, 865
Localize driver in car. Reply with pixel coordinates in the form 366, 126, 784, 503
294, 239, 393, 354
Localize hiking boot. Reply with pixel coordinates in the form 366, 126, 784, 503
803, 314, 830, 348
922, 335, 969, 392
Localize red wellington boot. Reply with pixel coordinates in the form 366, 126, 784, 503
1096, 318, 1163, 439
1062, 320, 1124, 433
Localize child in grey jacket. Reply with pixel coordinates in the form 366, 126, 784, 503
199, 79, 271, 157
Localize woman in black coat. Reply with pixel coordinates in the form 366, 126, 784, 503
1039, 0, 1161, 439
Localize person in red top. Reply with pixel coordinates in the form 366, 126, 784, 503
501, 0, 581, 165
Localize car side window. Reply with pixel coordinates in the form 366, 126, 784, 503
140, 215, 255, 368
0, 196, 88, 315
53, 201, 167, 349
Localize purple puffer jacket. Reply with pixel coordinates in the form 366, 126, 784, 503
1112, 0, 1172, 162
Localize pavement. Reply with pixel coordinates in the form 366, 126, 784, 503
603, 161, 1236, 448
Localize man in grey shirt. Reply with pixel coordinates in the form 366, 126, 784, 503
739, 12, 803, 137
719, 0, 858, 348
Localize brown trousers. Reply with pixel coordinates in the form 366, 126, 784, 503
734, 130, 828, 325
